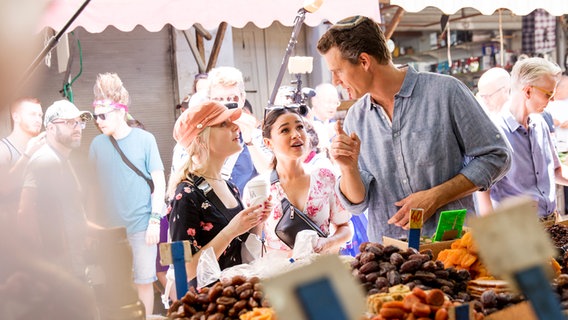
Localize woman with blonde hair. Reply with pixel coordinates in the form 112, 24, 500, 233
167, 100, 271, 285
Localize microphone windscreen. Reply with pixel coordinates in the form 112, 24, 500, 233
303, 0, 323, 13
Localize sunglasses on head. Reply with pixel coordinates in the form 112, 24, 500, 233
332, 15, 367, 30
263, 103, 310, 122
212, 95, 240, 104
225, 102, 239, 110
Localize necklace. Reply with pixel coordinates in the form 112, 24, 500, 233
201, 175, 224, 182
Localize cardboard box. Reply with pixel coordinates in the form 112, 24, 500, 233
382, 236, 455, 260
485, 301, 537, 320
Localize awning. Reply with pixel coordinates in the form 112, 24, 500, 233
390, 0, 568, 16
39, 0, 381, 33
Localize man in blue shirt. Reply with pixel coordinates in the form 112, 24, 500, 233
477, 57, 568, 220
317, 16, 511, 242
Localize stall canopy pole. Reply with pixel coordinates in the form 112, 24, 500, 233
267, 9, 308, 107
499, 9, 504, 66
267, 0, 323, 107
19, 0, 91, 88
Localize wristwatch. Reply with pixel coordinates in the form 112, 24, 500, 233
244, 140, 254, 146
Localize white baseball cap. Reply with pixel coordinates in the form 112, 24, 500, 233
44, 100, 93, 127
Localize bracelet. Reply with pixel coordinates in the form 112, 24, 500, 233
150, 212, 162, 220
244, 140, 254, 146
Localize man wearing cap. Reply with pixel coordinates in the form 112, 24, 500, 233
17, 99, 93, 277
207, 66, 270, 194
89, 73, 165, 315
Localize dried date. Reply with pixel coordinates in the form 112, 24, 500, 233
222, 285, 236, 297
235, 282, 253, 295
375, 277, 389, 289
360, 252, 376, 264
379, 261, 396, 276
233, 299, 248, 312
216, 296, 237, 306
383, 245, 401, 256
389, 252, 405, 267
365, 272, 380, 283
400, 259, 422, 273
359, 261, 380, 274
239, 289, 253, 300
387, 270, 401, 286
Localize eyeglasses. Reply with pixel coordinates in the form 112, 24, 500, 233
480, 86, 507, 99
263, 104, 310, 122
212, 95, 240, 104
531, 85, 555, 101
94, 109, 118, 121
51, 119, 86, 129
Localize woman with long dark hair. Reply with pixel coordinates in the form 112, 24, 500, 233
258, 106, 351, 254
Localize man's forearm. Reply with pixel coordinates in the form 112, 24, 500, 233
432, 174, 478, 208
339, 166, 366, 204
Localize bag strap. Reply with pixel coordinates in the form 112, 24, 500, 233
270, 170, 290, 215
109, 135, 154, 193
271, 169, 327, 238
193, 176, 244, 228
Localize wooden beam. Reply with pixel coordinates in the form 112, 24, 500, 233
196, 30, 205, 62
193, 23, 212, 41
182, 30, 206, 73
206, 22, 227, 72
384, 7, 405, 40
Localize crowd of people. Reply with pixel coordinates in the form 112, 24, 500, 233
3, 14, 568, 316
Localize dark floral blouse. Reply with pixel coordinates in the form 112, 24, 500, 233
167, 179, 245, 270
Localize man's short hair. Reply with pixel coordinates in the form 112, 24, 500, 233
10, 97, 40, 114
317, 15, 391, 65
510, 57, 561, 92
207, 66, 245, 95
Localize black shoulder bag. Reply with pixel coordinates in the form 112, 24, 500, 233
109, 136, 154, 193
270, 170, 326, 249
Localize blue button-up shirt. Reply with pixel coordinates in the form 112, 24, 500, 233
490, 109, 560, 217
337, 66, 511, 243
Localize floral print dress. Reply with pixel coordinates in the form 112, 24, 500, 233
245, 167, 351, 251
168, 179, 245, 270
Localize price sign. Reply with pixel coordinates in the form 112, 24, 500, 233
468, 196, 563, 319
263, 255, 366, 320
160, 241, 192, 299
408, 208, 424, 250
409, 208, 424, 229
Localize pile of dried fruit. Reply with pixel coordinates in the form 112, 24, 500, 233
369, 287, 484, 320
436, 232, 491, 280
350, 242, 471, 301
478, 289, 524, 316
168, 275, 269, 319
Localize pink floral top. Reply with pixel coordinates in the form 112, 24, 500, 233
245, 168, 351, 251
